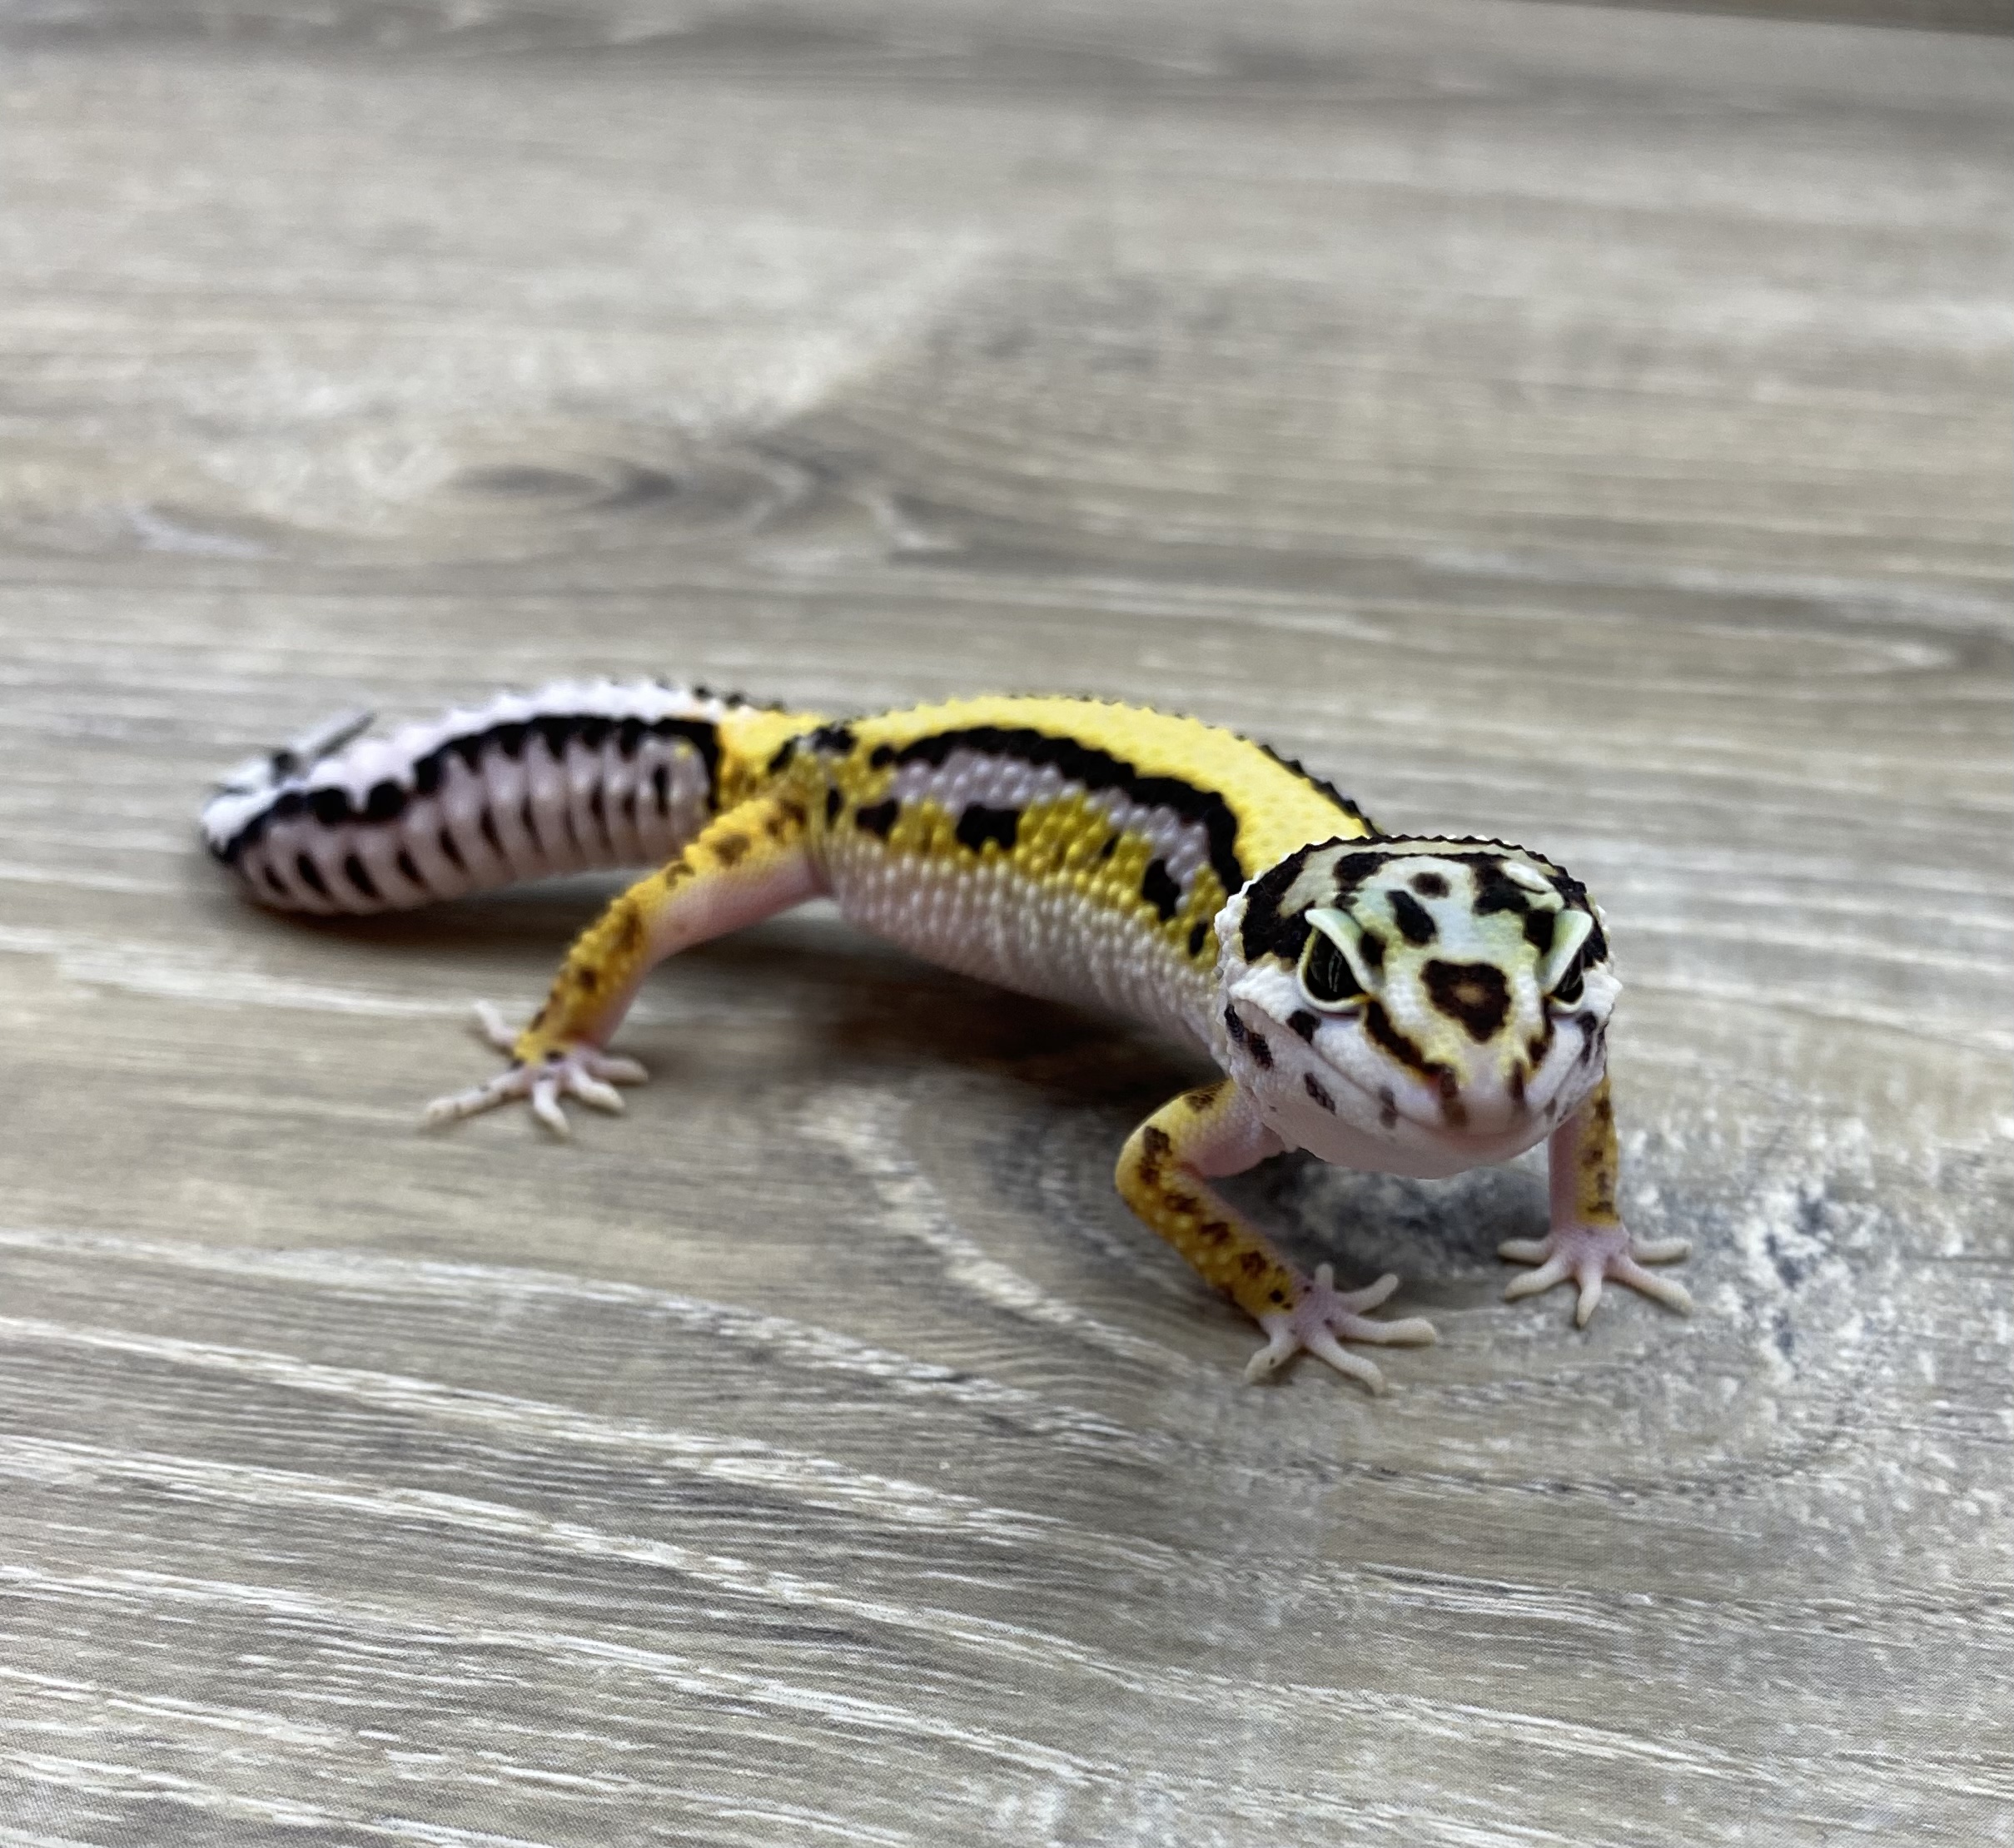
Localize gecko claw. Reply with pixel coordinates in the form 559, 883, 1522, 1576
471, 999, 520, 1053
1243, 1264, 1439, 1392
1500, 1225, 1693, 1324
423, 1004, 649, 1135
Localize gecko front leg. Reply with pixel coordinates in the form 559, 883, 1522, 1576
425, 786, 824, 1135
1499, 1075, 1693, 1324
1116, 1078, 1437, 1391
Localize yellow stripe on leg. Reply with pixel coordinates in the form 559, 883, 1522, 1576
1116, 1078, 1436, 1388
515, 784, 822, 1065
1116, 1080, 1301, 1321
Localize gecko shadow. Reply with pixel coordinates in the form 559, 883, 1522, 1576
291, 881, 1544, 1293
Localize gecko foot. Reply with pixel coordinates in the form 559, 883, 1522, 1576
1499, 1223, 1693, 1326
421, 1002, 649, 1137
1244, 1264, 1439, 1393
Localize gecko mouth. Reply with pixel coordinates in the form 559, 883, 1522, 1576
1289, 1050, 1539, 1145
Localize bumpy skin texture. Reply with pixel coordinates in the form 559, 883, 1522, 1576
204, 685, 1691, 1388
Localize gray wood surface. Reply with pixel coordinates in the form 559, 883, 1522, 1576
2, 4, 2010, 1844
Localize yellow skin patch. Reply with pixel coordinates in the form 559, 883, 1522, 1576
1569, 1079, 1622, 1227
410, 692, 1689, 1388
1116, 1082, 1302, 1319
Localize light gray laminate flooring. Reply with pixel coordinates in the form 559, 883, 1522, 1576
1, 3, 2008, 1843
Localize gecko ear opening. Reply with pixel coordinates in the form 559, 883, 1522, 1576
1300, 907, 1379, 1009
1539, 907, 1596, 996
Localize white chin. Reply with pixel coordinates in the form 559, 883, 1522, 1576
1261, 1085, 1550, 1179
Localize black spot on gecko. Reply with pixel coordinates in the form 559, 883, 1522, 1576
1330, 850, 1388, 902
534, 713, 575, 757
1378, 1086, 1399, 1130
1238, 852, 1312, 962
308, 787, 352, 827
1471, 860, 1530, 916
1286, 1009, 1321, 1042
1097, 833, 1119, 861
343, 852, 379, 900
1389, 888, 1436, 946
1187, 920, 1210, 958
1363, 1001, 1443, 1081
824, 787, 843, 824
651, 764, 670, 814
1140, 857, 1181, 921
1424, 960, 1511, 1042
651, 718, 722, 808
767, 738, 798, 775
1223, 1006, 1247, 1046
854, 798, 899, 838
869, 743, 896, 769
395, 848, 425, 888
810, 723, 858, 755
363, 780, 405, 823
519, 794, 540, 849
479, 809, 503, 856
1303, 1073, 1336, 1113
956, 804, 1021, 853
1246, 1032, 1273, 1070
1524, 908, 1557, 954
438, 827, 465, 870
1410, 870, 1449, 898
296, 853, 330, 897
1356, 930, 1386, 975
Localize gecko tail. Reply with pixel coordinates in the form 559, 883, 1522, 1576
200, 679, 743, 915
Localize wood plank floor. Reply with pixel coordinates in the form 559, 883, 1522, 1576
1, 4, 2008, 1843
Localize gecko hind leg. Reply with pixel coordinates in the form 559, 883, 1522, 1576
422, 785, 823, 1137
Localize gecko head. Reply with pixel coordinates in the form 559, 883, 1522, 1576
1211, 837, 1618, 1175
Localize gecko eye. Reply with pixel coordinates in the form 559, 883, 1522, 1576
1299, 909, 1372, 1009
1539, 907, 1596, 1006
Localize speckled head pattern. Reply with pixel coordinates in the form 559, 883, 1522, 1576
1213, 837, 1618, 1180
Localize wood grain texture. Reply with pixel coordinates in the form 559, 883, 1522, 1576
1, 3, 2009, 1843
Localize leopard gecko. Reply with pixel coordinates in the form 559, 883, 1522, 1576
201, 683, 1690, 1388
